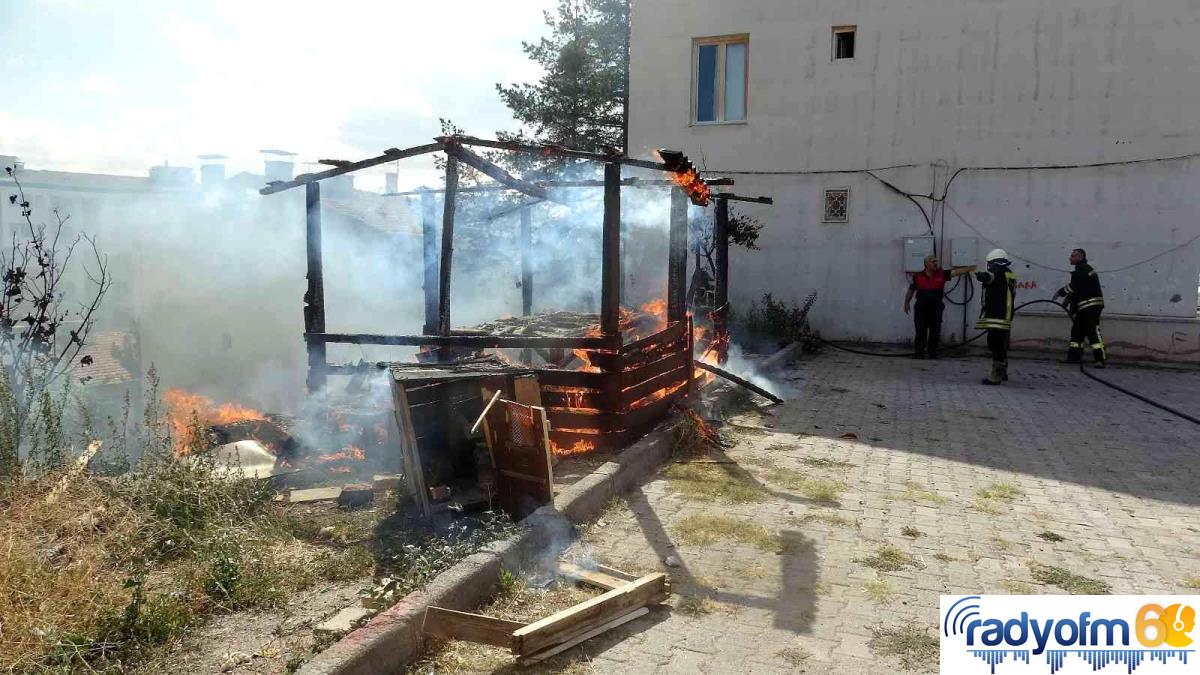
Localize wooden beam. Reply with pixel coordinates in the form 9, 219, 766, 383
392, 383, 432, 518
520, 607, 648, 665
382, 177, 735, 197
445, 143, 556, 202
713, 193, 774, 204
306, 333, 620, 349
667, 186, 688, 322
421, 189, 439, 334
511, 573, 668, 656
304, 182, 327, 393
600, 162, 621, 336
422, 607, 525, 648
713, 196, 730, 365
439, 155, 458, 336
446, 136, 667, 172
260, 142, 443, 194
520, 205, 533, 316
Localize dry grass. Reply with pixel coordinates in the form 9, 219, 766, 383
892, 481, 947, 505
741, 458, 846, 504
675, 595, 717, 617
971, 497, 1005, 515
1029, 563, 1111, 595
776, 646, 813, 667
1036, 530, 1066, 543
663, 463, 767, 504
900, 526, 923, 538
869, 623, 939, 673
674, 515, 782, 553
932, 553, 954, 563
977, 482, 1022, 501
802, 457, 854, 470
1001, 579, 1033, 594
864, 578, 898, 604
794, 511, 860, 529
1183, 577, 1200, 590
856, 545, 918, 572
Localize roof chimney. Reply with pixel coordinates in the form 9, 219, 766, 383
261, 149, 296, 183
198, 154, 226, 190
385, 171, 398, 194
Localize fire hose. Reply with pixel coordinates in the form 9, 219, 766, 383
818, 300, 1200, 426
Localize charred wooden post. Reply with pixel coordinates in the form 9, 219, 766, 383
667, 187, 688, 323
713, 196, 730, 365
439, 156, 458, 337
421, 189, 439, 335
600, 162, 622, 336
304, 182, 327, 392
520, 205, 533, 316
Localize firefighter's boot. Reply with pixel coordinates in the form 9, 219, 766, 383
982, 361, 1004, 386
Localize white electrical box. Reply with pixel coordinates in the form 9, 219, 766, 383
902, 236, 935, 273
950, 237, 978, 267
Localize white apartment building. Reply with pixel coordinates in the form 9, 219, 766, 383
629, 0, 1200, 362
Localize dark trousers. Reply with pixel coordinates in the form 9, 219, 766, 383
986, 329, 1009, 363
1068, 307, 1105, 362
913, 302, 944, 357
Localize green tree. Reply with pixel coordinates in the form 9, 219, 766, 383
495, 0, 629, 161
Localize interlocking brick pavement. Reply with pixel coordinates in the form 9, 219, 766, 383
564, 352, 1200, 674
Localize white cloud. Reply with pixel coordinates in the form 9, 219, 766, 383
81, 75, 121, 95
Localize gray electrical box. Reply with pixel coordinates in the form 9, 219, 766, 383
950, 237, 978, 267
902, 236, 935, 273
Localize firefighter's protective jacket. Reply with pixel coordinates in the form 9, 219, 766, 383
975, 264, 1017, 331
1057, 262, 1104, 313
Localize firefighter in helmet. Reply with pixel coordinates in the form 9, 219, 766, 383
1053, 248, 1106, 367
974, 249, 1017, 385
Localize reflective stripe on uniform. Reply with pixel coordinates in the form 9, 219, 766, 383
976, 320, 1012, 330
1068, 342, 1082, 348
1078, 297, 1105, 309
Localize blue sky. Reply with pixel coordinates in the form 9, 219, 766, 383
0, 0, 553, 190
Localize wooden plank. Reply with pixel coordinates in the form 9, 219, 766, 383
621, 385, 688, 431
534, 370, 611, 389
544, 408, 623, 433
620, 336, 688, 372
288, 487, 342, 504
595, 565, 639, 582
540, 389, 614, 412
513, 375, 542, 407
600, 162, 621, 336
557, 562, 629, 591
304, 181, 327, 393
392, 382, 431, 518
448, 136, 670, 171
485, 400, 555, 519
667, 186, 688, 322
512, 574, 669, 656
422, 606, 524, 648
620, 365, 689, 409
575, 349, 621, 372
384, 177, 734, 196
438, 155, 458, 336
446, 143, 555, 203
519, 607, 649, 665
618, 321, 686, 358
713, 196, 729, 365
621, 351, 690, 388
421, 189, 439, 334
520, 205, 533, 318
310, 333, 619, 349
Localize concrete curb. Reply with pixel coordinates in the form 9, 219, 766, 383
297, 415, 678, 675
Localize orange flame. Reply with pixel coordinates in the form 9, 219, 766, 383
319, 445, 367, 463
163, 388, 266, 456
551, 439, 597, 456
670, 167, 711, 206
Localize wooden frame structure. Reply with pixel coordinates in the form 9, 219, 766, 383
265, 135, 724, 453
422, 562, 669, 663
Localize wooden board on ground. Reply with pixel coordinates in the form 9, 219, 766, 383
519, 607, 649, 665
288, 486, 343, 503
422, 607, 525, 649
511, 573, 669, 656
556, 561, 631, 591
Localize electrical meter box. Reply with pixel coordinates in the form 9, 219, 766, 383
950, 237, 978, 267
902, 237, 935, 273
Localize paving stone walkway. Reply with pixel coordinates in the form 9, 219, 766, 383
565, 352, 1200, 674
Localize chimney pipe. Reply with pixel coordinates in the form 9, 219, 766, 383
198, 154, 226, 190
261, 149, 296, 183
385, 172, 398, 194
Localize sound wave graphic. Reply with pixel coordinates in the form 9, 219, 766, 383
1044, 649, 1193, 674
945, 596, 982, 637
971, 649, 1030, 673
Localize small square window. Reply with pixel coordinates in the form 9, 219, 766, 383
823, 188, 849, 223
833, 26, 856, 60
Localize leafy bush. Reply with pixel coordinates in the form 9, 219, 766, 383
732, 291, 818, 349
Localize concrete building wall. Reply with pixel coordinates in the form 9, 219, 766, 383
629, 0, 1200, 361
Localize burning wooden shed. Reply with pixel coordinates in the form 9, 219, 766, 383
259, 135, 770, 515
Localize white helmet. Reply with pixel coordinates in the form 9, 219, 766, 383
985, 248, 1009, 262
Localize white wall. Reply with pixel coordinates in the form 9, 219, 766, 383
629, 0, 1200, 358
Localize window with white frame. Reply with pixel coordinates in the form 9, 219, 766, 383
832, 25, 856, 60
823, 188, 849, 223
693, 35, 748, 124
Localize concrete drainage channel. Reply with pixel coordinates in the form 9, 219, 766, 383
296, 349, 791, 675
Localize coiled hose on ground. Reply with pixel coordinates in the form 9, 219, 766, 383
816, 299, 1200, 426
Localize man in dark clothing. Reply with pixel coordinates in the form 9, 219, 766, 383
975, 249, 1017, 385
1054, 248, 1106, 367
903, 254, 976, 359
